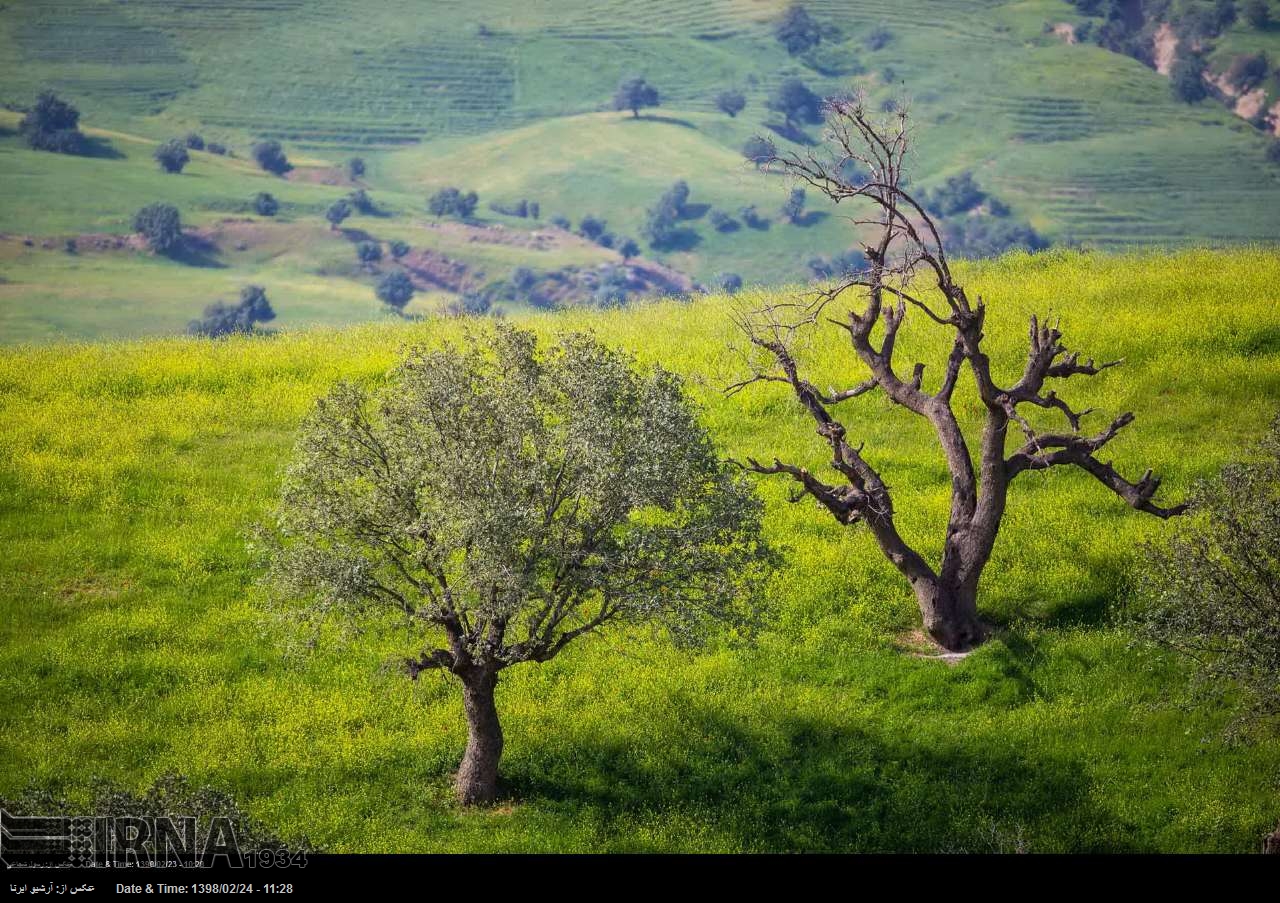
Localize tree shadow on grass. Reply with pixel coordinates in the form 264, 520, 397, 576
507, 705, 1132, 852
624, 114, 699, 130
80, 136, 125, 160
170, 234, 227, 269
680, 202, 710, 221
791, 210, 830, 228
764, 122, 817, 146
651, 228, 702, 252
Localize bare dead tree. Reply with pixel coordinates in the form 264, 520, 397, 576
728, 91, 1186, 652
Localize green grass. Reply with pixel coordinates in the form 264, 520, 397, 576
2, 248, 1279, 852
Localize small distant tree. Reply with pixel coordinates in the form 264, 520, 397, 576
356, 240, 382, 267
187, 285, 276, 338
253, 192, 279, 217
619, 238, 641, 261
714, 272, 743, 294
663, 180, 691, 218
132, 203, 183, 255
923, 171, 985, 216
428, 187, 478, 219
1136, 417, 1280, 732
207, 142, 228, 156
775, 3, 822, 56
715, 89, 747, 118
577, 215, 607, 241
510, 266, 538, 296
1244, 0, 1271, 28
781, 187, 806, 222
348, 189, 375, 214
325, 199, 352, 230
347, 157, 366, 180
709, 209, 739, 232
251, 140, 290, 175
263, 326, 769, 805
642, 203, 679, 248
739, 204, 767, 228
732, 92, 1185, 651
185, 133, 205, 150
389, 239, 411, 259
766, 78, 823, 130
528, 200, 541, 219
549, 214, 571, 230
20, 91, 86, 154
153, 139, 190, 174
613, 76, 660, 118
375, 270, 415, 312
1170, 53, 1209, 103
449, 291, 493, 317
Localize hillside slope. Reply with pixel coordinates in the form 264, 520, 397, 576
2, 249, 1279, 852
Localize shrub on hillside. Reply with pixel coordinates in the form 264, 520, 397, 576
1226, 52, 1271, 92
613, 76, 660, 117
251, 140, 290, 175
184, 133, 205, 150
132, 203, 183, 255
1170, 53, 1209, 103
347, 157, 365, 179
389, 239, 410, 259
20, 91, 86, 155
1244, 0, 1271, 28
206, 142, 228, 156
709, 209, 739, 232
865, 24, 893, 50
781, 187, 806, 223
743, 136, 776, 168
356, 241, 382, 266
347, 188, 375, 214
253, 192, 279, 217
713, 272, 743, 294
775, 3, 822, 55
375, 270, 414, 312
325, 198, 352, 230
715, 89, 747, 118
766, 78, 824, 129
188, 285, 276, 338
427, 187, 478, 219
153, 139, 189, 174
619, 238, 641, 260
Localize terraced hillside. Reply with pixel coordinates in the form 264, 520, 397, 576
1, 0, 1279, 343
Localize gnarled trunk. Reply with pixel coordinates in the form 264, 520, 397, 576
456, 668, 503, 806
915, 577, 984, 651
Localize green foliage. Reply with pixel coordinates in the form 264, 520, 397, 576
153, 139, 189, 174
1225, 52, 1271, 92
923, 171, 986, 216
347, 157, 366, 180
613, 76, 660, 117
1136, 416, 1280, 732
619, 237, 641, 260
428, 187, 479, 219
775, 4, 822, 56
187, 284, 276, 338
389, 239, 411, 259
251, 140, 290, 175
184, 133, 204, 150
325, 198, 352, 229
355, 241, 382, 265
781, 187, 806, 223
375, 269, 414, 311
943, 216, 1048, 258
347, 189, 375, 214
766, 78, 824, 130
1244, 0, 1271, 28
1171, 54, 1209, 103
131, 202, 182, 255
714, 89, 747, 118
253, 192, 279, 217
20, 90, 85, 155
713, 271, 743, 293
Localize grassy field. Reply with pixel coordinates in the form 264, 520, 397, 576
2, 248, 1279, 852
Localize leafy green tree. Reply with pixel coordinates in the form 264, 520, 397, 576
261, 328, 771, 803
325, 199, 352, 230
577, 215, 607, 241
132, 203, 183, 255
251, 140, 290, 175
1170, 53, 1209, 103
207, 142, 228, 156
187, 285, 276, 338
713, 272, 743, 293
20, 91, 86, 154
619, 238, 641, 260
348, 189, 375, 214
375, 270, 414, 312
715, 89, 747, 118
766, 78, 823, 129
1244, 0, 1271, 28
185, 133, 205, 150
253, 192, 279, 217
356, 240, 382, 266
613, 76, 660, 118
153, 139, 190, 174
775, 3, 822, 55
428, 187, 479, 219
1226, 52, 1271, 92
1136, 417, 1280, 731
389, 239, 411, 259
347, 157, 366, 179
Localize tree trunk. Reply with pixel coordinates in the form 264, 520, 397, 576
915, 576, 985, 652
456, 668, 503, 806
